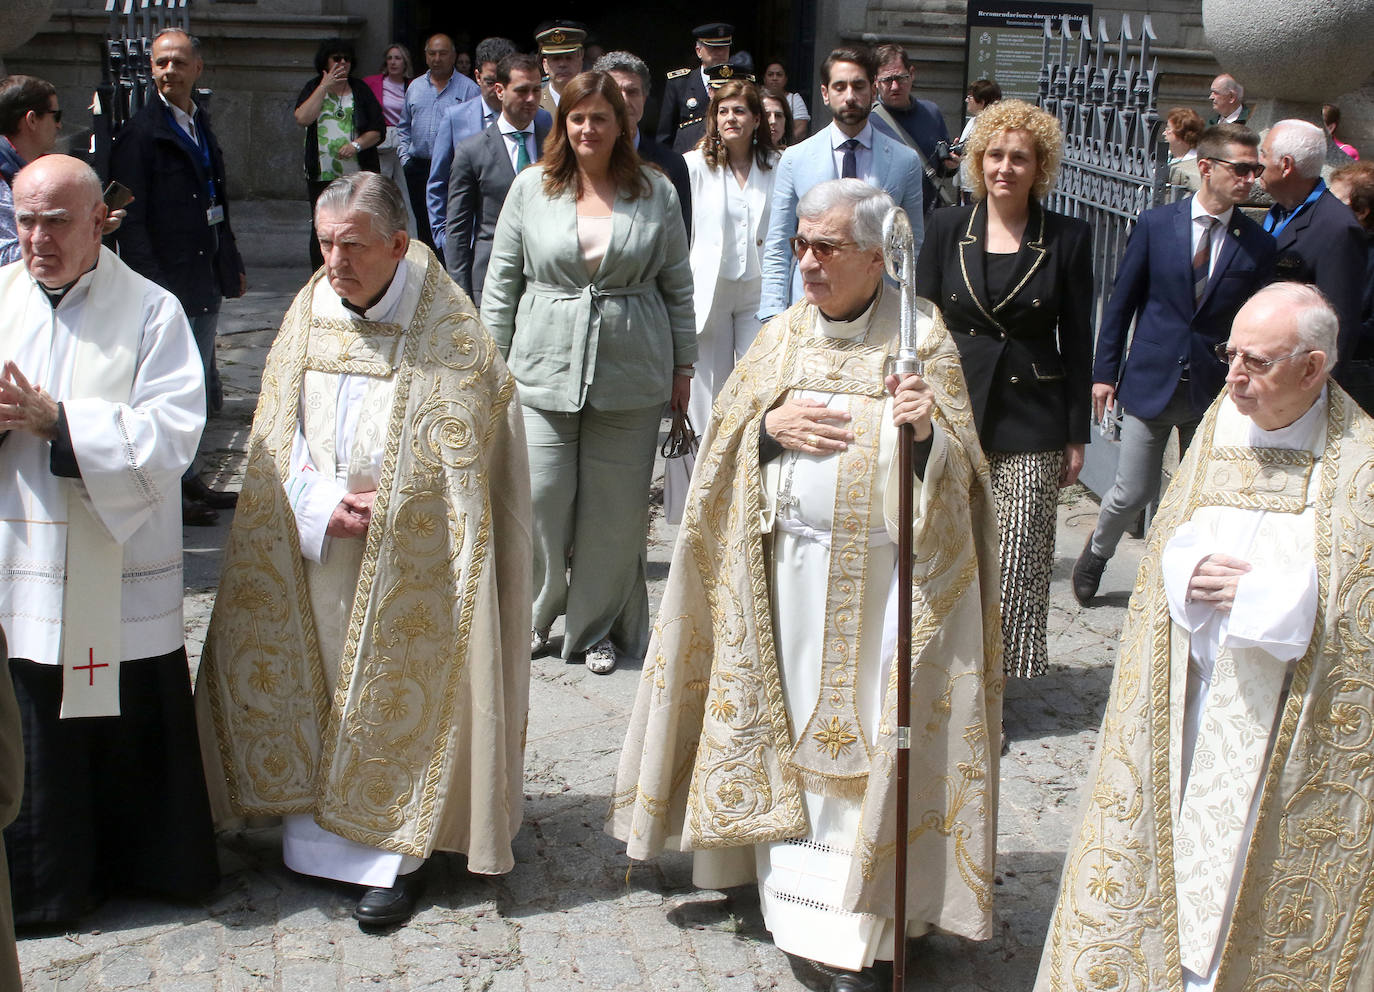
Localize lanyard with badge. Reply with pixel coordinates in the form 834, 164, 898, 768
164, 106, 224, 226
1264, 180, 1325, 238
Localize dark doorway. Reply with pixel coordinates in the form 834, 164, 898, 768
391, 0, 809, 135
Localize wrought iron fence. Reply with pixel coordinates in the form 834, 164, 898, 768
1038, 13, 1178, 331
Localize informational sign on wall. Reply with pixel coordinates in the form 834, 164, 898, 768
965, 0, 1092, 103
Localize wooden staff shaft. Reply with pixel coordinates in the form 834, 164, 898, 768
893, 417, 915, 992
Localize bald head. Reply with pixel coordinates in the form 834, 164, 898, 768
13, 155, 106, 288
424, 34, 456, 82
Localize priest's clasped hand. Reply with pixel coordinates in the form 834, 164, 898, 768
326, 490, 376, 539
886, 372, 934, 441
1185, 553, 1251, 612
764, 398, 854, 453
0, 361, 60, 441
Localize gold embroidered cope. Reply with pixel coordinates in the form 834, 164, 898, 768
196, 244, 532, 873
608, 293, 1005, 938
1035, 386, 1374, 992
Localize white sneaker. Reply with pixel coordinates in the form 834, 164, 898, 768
531, 627, 551, 656
585, 638, 616, 675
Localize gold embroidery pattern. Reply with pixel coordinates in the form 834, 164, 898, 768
202, 246, 527, 863
609, 294, 1004, 941
1038, 387, 1374, 992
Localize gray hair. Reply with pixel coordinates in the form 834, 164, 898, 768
1247, 281, 1338, 372
593, 51, 651, 92
796, 179, 896, 251
1213, 73, 1243, 101
474, 37, 517, 68
1268, 119, 1326, 180
314, 173, 408, 239
154, 27, 201, 55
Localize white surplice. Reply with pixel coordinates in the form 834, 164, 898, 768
1160, 390, 1324, 992
0, 251, 204, 667
277, 264, 422, 887
693, 297, 948, 970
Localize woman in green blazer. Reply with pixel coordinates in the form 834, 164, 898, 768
481, 71, 696, 675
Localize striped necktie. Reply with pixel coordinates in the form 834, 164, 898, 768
1193, 215, 1217, 307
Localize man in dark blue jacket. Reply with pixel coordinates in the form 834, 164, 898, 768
111, 28, 244, 525
1073, 124, 1275, 604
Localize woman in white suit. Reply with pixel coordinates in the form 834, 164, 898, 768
665, 80, 779, 522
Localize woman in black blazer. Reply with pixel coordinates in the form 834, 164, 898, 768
915, 98, 1093, 680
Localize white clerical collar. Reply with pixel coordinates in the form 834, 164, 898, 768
814, 283, 882, 341
336, 261, 409, 322
157, 90, 199, 141
1243, 385, 1327, 451
1190, 192, 1234, 230
829, 120, 873, 151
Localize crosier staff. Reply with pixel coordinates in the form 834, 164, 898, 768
882, 205, 921, 992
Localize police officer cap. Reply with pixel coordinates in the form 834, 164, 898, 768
536, 20, 587, 55
693, 23, 734, 46
706, 62, 755, 88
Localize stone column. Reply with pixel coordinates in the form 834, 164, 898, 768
0, 0, 56, 77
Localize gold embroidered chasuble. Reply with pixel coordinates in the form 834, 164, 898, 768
609, 292, 1005, 938
197, 243, 532, 873
1035, 385, 1374, 992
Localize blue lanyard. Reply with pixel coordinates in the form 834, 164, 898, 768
1265, 180, 1325, 237
163, 107, 218, 208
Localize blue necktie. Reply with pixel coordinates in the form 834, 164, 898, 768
840, 138, 859, 179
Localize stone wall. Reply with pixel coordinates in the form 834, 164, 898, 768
4, 1, 387, 200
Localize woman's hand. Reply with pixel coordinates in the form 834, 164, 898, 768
338, 141, 358, 160
885, 372, 934, 441
764, 398, 853, 453
670, 373, 691, 413
1059, 442, 1085, 488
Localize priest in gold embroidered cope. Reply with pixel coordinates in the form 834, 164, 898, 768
1036, 282, 1374, 992
197, 174, 531, 929
609, 180, 1003, 990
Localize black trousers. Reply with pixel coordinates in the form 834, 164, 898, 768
402, 155, 443, 264
4, 652, 220, 927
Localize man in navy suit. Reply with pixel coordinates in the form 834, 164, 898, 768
1258, 119, 1367, 383
446, 54, 549, 303
757, 44, 924, 320
595, 50, 692, 235
426, 37, 522, 251
1073, 124, 1276, 604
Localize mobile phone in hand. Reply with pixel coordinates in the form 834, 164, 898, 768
103, 181, 134, 211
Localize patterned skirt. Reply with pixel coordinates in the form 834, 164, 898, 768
987, 449, 1064, 678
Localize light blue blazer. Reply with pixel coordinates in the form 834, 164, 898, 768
480, 165, 697, 413
757, 124, 925, 319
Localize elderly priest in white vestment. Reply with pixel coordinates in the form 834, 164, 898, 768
1037, 282, 1374, 992
197, 172, 531, 930
609, 180, 1003, 992
0, 155, 218, 926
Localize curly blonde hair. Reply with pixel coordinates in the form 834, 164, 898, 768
964, 98, 1064, 202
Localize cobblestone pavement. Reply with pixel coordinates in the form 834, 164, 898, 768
17, 247, 1147, 991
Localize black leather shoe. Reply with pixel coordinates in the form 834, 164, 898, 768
1072, 539, 1109, 605
183, 476, 239, 509
182, 499, 219, 527
830, 964, 888, 992
353, 870, 424, 928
